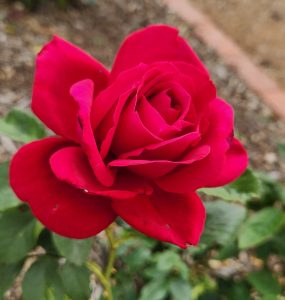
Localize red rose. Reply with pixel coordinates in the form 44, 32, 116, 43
10, 25, 248, 248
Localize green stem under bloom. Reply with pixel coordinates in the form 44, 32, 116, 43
87, 226, 118, 300
87, 261, 113, 300
87, 226, 139, 299
104, 227, 117, 281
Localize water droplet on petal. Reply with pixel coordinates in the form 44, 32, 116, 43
83, 189, 89, 193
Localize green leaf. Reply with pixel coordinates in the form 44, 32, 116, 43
0, 208, 37, 263
229, 169, 260, 194
247, 270, 281, 296
0, 262, 23, 299
23, 259, 48, 300
238, 207, 285, 249
254, 173, 285, 206
139, 278, 169, 300
113, 272, 137, 300
22, 256, 65, 300
0, 109, 46, 142
59, 263, 91, 300
121, 246, 151, 270
169, 278, 191, 300
200, 169, 260, 203
216, 239, 238, 260
219, 280, 251, 300
37, 229, 61, 256
154, 251, 189, 280
52, 234, 92, 266
0, 161, 19, 211
201, 201, 247, 246
226, 281, 251, 300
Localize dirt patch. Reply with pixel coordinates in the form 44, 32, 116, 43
0, 0, 285, 180
189, 0, 285, 90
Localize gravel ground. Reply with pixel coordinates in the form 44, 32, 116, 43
1, 0, 284, 178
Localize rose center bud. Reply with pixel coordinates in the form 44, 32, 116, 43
148, 90, 180, 125
98, 63, 202, 167
134, 69, 196, 141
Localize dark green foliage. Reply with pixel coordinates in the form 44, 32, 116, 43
0, 262, 23, 299
52, 234, 93, 266
217, 280, 251, 300
22, 256, 65, 300
58, 263, 91, 300
201, 201, 246, 247
1, 108, 285, 299
0, 208, 38, 263
247, 270, 281, 297
0, 109, 46, 143
0, 161, 19, 211
238, 207, 285, 249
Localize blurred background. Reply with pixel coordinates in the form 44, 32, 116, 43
191, 0, 285, 89
0, 0, 285, 299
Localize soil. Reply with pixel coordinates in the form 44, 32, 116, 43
190, 0, 285, 90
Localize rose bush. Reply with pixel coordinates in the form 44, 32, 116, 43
10, 25, 248, 248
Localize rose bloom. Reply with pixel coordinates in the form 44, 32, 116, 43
10, 25, 248, 248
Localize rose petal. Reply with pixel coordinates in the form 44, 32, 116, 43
92, 64, 148, 128
92, 64, 149, 159
137, 96, 174, 139
110, 25, 207, 81
173, 62, 216, 115
111, 96, 163, 155
10, 137, 116, 239
137, 62, 214, 125
206, 138, 248, 187
96, 62, 212, 157
150, 90, 180, 124
32, 36, 109, 141
70, 79, 115, 186
96, 89, 135, 159
50, 146, 153, 199
120, 131, 201, 161
136, 65, 194, 138
155, 99, 235, 192
112, 190, 206, 248
109, 145, 210, 178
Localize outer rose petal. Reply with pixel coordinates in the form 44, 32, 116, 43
205, 138, 248, 187
9, 137, 116, 239
50, 146, 153, 199
92, 64, 149, 158
110, 25, 208, 82
109, 145, 210, 178
32, 36, 109, 142
70, 79, 115, 186
112, 190, 206, 248
173, 62, 216, 114
119, 132, 201, 161
155, 99, 237, 192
